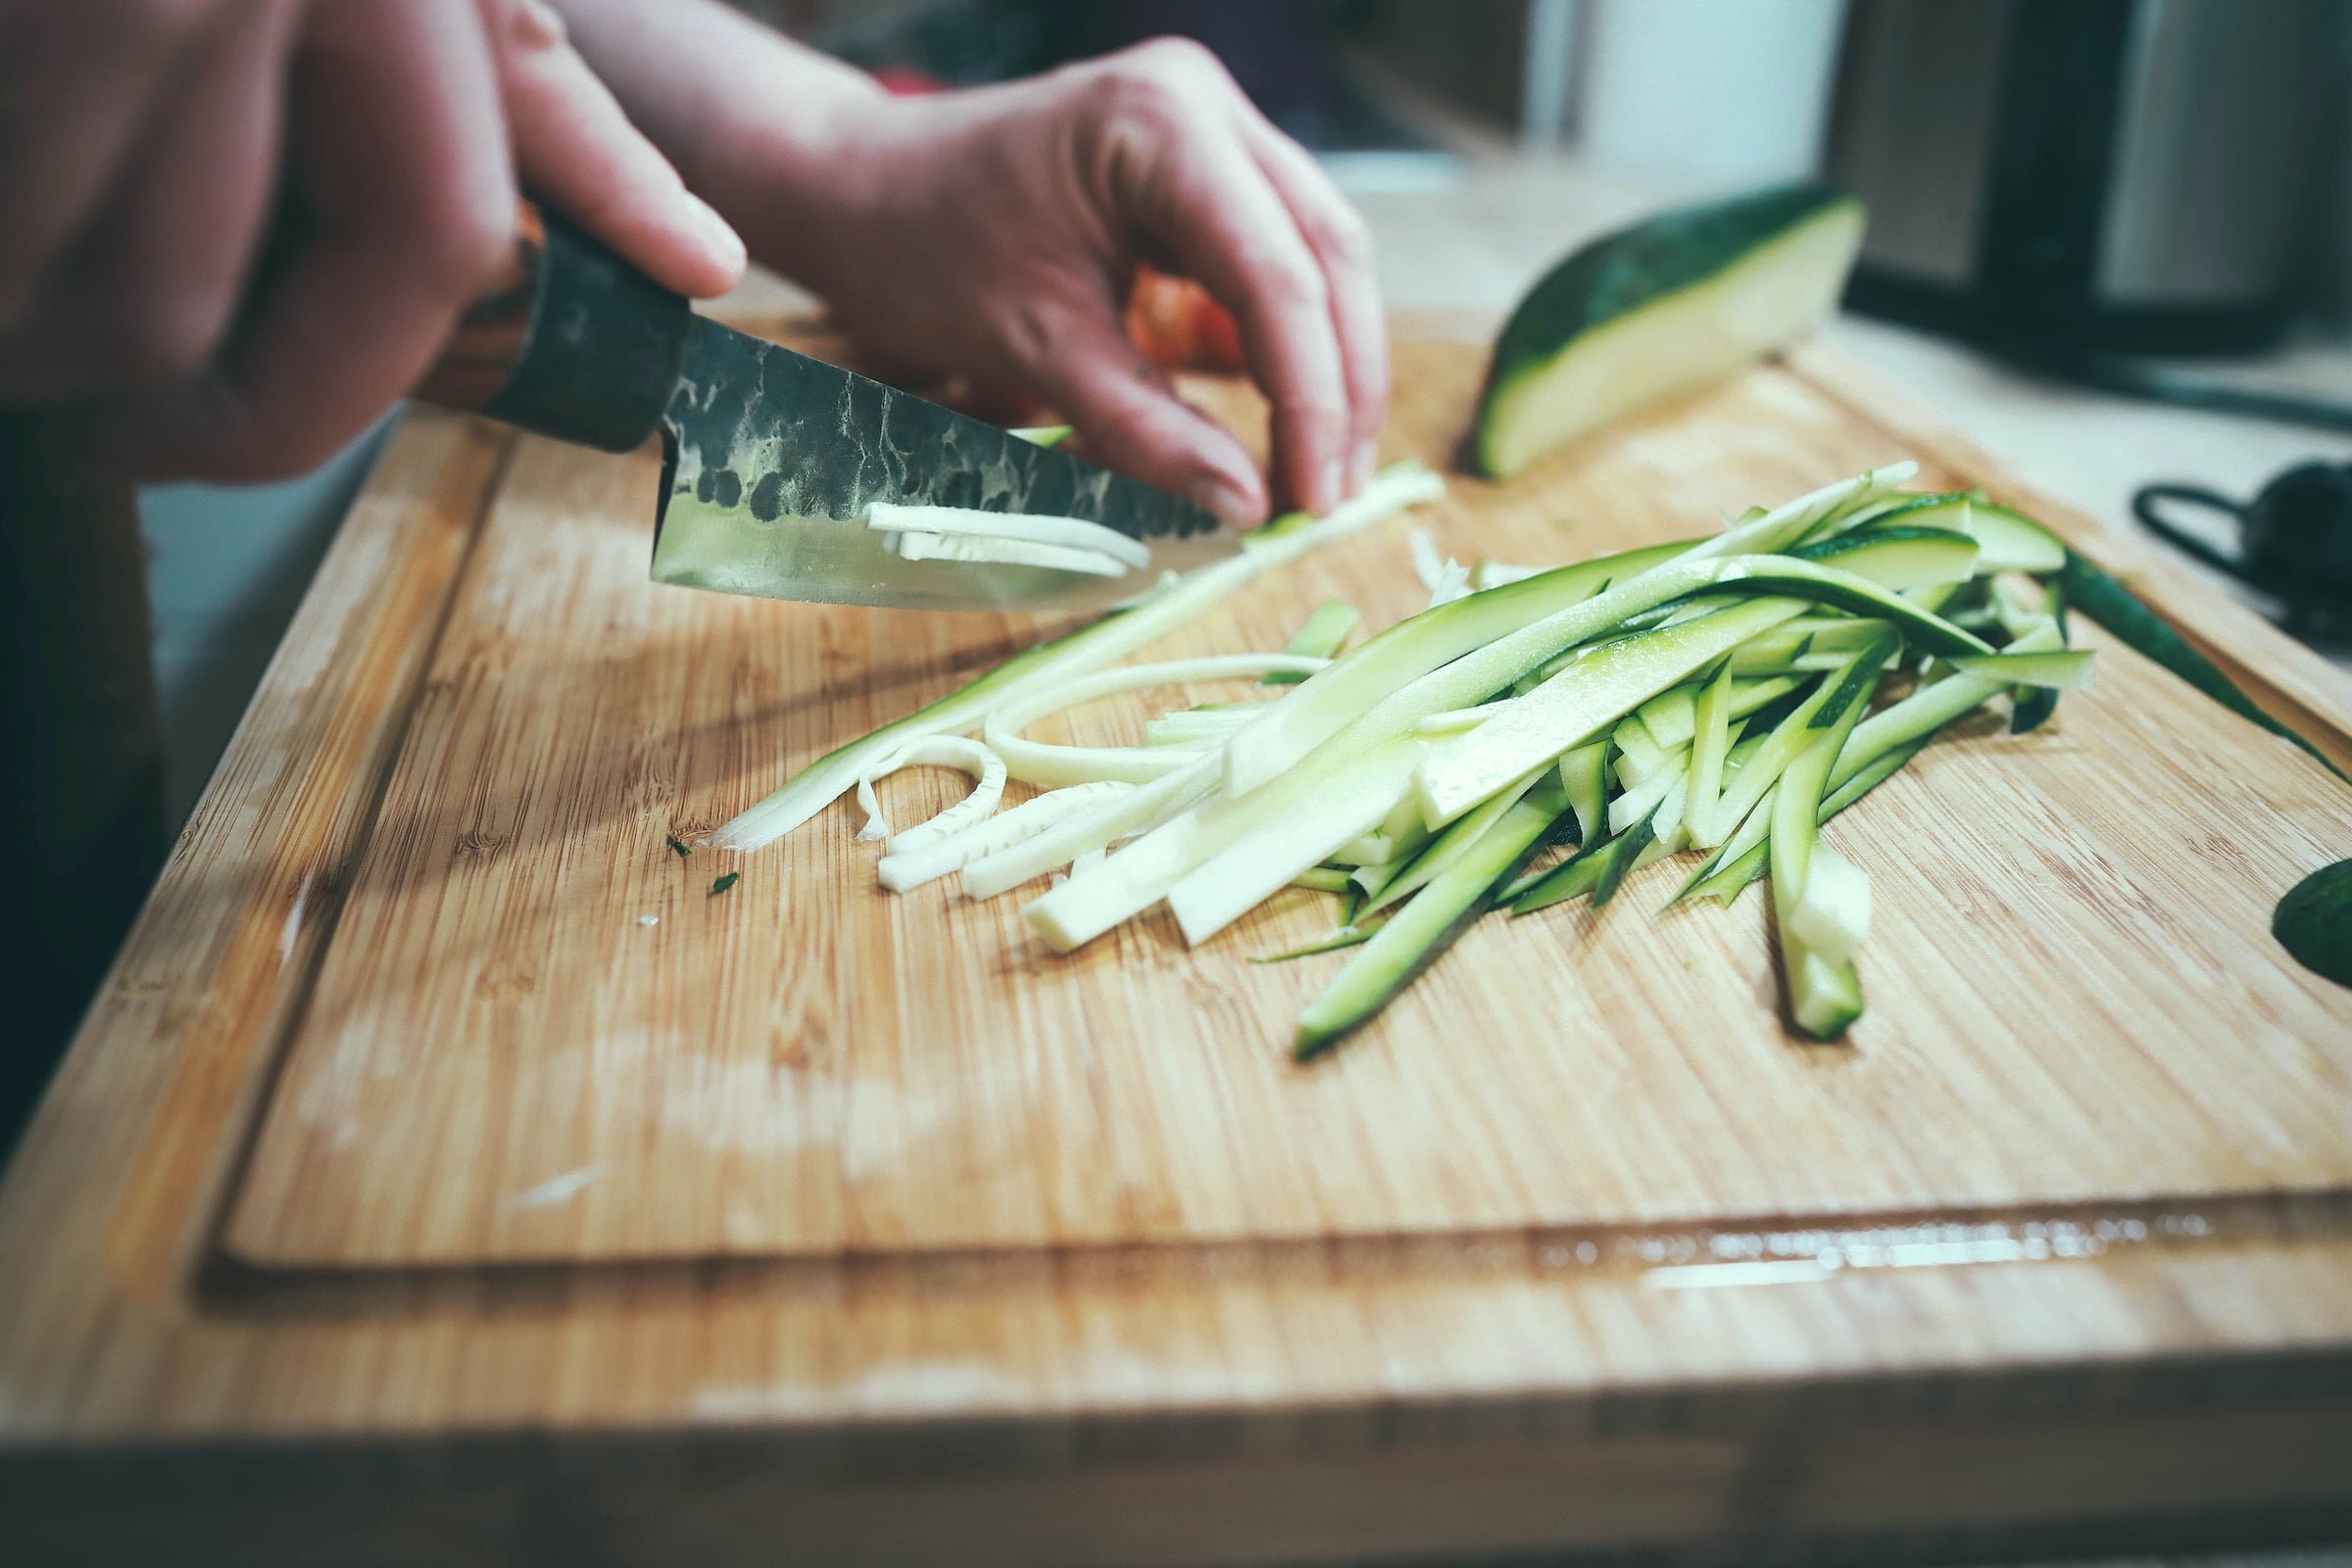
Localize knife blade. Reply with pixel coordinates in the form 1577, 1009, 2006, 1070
417, 201, 1232, 612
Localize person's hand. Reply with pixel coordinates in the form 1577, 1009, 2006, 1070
0, 0, 747, 482
748, 39, 1387, 526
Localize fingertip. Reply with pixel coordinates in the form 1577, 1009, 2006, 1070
679, 191, 748, 297
1186, 467, 1265, 529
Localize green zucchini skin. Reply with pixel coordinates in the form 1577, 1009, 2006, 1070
2274, 860, 2352, 989
2055, 551, 2348, 783
1475, 182, 1865, 478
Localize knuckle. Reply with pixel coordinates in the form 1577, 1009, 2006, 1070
1091, 35, 1228, 118
1256, 252, 1328, 316
1317, 208, 1374, 268
413, 193, 516, 302
121, 289, 232, 382
1131, 34, 1225, 80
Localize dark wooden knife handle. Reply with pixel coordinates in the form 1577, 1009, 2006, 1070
416, 199, 691, 453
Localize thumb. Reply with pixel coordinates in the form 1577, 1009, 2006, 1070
482, 0, 745, 299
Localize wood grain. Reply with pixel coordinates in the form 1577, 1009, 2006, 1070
218, 333, 2352, 1270
2, 318, 2350, 1564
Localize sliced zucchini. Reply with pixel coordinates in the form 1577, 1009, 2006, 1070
1294, 789, 1571, 1058
1261, 599, 1361, 686
1950, 649, 2096, 691
2055, 550, 2348, 783
1769, 665, 1881, 1040
1476, 182, 1866, 477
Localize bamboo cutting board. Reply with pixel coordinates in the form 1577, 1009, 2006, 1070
5, 314, 2352, 1566
217, 326, 2352, 1270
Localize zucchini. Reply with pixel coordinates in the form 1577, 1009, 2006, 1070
2055, 551, 2348, 784
712, 462, 1443, 851
1769, 648, 1885, 1040
1683, 660, 1737, 847
1417, 598, 1808, 825
1261, 599, 1360, 685
1294, 790, 1573, 1058
1678, 736, 1932, 906
2273, 861, 2352, 989
1949, 649, 2095, 691
1854, 492, 2067, 574
1475, 182, 1866, 477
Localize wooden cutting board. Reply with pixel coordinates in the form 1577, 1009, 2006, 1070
4, 314, 2351, 1566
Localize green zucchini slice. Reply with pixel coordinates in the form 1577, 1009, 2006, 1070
1475, 182, 1865, 478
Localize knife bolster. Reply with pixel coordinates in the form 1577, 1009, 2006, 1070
418, 202, 691, 454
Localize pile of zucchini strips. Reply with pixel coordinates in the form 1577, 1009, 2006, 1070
710, 460, 2090, 1057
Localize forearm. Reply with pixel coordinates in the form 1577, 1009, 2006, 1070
548, 0, 886, 285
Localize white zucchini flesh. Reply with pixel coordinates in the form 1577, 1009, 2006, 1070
1609, 751, 1691, 836
1949, 649, 2095, 691
961, 760, 1216, 901
1425, 559, 1472, 609
710, 461, 1442, 852
1143, 708, 1263, 747
877, 782, 1134, 892
1611, 718, 1671, 783
1026, 733, 1422, 953
864, 501, 1153, 571
1359, 766, 1545, 918
1217, 466, 1911, 803
852, 738, 1007, 853
1683, 660, 1736, 848
1415, 596, 1807, 826
1407, 528, 1449, 591
1164, 738, 1429, 947
1788, 844, 1871, 959
889, 531, 1130, 578
1834, 622, 2063, 790
982, 654, 1328, 788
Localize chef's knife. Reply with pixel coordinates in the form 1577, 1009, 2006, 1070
416, 201, 1231, 612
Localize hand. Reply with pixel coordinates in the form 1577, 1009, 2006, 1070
0, 0, 747, 481
748, 39, 1387, 526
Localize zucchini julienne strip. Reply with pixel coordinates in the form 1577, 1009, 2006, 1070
1294, 786, 1575, 1059
710, 461, 1443, 852
1226, 466, 1918, 803
1768, 640, 1888, 1041
877, 781, 1132, 893
981, 653, 1329, 788
1681, 737, 1931, 907
864, 500, 1155, 571
2054, 551, 2349, 783
1218, 539, 1690, 798
1261, 599, 1362, 685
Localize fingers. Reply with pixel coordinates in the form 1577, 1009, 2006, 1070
1236, 117, 1388, 495
1081, 40, 1356, 515
0, 1, 194, 331
1, 0, 298, 402
89, 0, 519, 480
1007, 293, 1267, 528
480, 0, 746, 300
